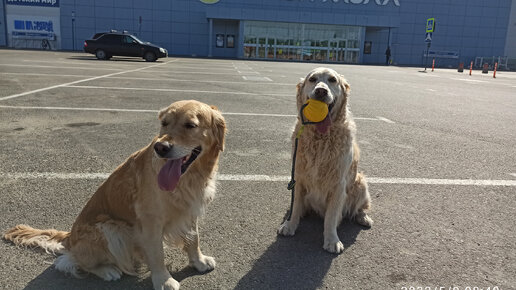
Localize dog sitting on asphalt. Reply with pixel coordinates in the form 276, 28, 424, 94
278, 67, 373, 254
4, 100, 226, 290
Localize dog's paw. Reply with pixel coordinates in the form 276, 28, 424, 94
91, 265, 122, 281
277, 221, 297, 236
323, 240, 345, 254
152, 273, 180, 290
356, 212, 373, 228
191, 255, 216, 273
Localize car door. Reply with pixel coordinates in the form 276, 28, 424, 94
121, 35, 142, 57
98, 34, 123, 56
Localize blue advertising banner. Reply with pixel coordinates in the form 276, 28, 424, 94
6, 0, 59, 8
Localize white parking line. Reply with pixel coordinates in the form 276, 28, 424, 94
0, 72, 293, 86
0, 63, 121, 71
0, 60, 178, 101
453, 78, 487, 83
0, 105, 393, 122
64, 85, 291, 97
2, 172, 516, 186
376, 116, 395, 124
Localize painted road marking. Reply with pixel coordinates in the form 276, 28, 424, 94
2, 172, 516, 186
0, 105, 392, 122
0, 105, 379, 121
242, 76, 273, 82
376, 116, 395, 124
453, 78, 487, 83
0, 60, 178, 101
64, 85, 291, 97
0, 72, 293, 86
0, 63, 121, 71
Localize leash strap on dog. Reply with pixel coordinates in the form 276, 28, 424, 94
286, 101, 333, 221
286, 103, 313, 221
286, 124, 304, 221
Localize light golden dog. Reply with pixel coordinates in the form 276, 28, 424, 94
278, 67, 373, 254
3, 100, 226, 290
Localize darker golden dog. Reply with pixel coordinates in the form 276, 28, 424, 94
4, 100, 226, 290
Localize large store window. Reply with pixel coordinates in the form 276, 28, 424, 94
243, 21, 361, 63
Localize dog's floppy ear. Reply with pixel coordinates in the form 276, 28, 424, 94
158, 107, 168, 120
340, 75, 350, 95
296, 77, 305, 94
210, 105, 226, 152
296, 77, 306, 107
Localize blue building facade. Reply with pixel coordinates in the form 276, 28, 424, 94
2, 0, 515, 66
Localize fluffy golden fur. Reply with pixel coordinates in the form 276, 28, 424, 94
278, 67, 373, 254
4, 100, 226, 290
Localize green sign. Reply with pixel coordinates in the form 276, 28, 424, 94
426, 18, 435, 33
200, 0, 220, 4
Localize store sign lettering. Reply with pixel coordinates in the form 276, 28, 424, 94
312, 0, 400, 6
14, 20, 54, 32
6, 0, 59, 8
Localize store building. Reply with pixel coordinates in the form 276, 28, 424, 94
1, 0, 515, 67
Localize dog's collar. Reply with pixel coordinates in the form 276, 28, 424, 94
181, 146, 202, 174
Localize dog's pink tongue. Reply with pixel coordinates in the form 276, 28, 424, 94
316, 115, 332, 134
158, 158, 182, 191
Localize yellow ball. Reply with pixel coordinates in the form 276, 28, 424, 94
302, 99, 328, 122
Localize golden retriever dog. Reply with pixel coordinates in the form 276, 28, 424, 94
278, 67, 373, 254
3, 100, 226, 290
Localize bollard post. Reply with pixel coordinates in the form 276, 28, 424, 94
432, 58, 435, 72
469, 61, 473, 75
493, 62, 498, 78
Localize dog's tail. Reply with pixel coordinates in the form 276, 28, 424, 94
3, 224, 69, 255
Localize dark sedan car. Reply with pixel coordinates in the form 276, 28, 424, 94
84, 31, 167, 62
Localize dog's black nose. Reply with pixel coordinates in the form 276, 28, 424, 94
154, 141, 171, 157
314, 87, 328, 99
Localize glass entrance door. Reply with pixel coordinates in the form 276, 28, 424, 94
243, 21, 361, 63
257, 37, 266, 58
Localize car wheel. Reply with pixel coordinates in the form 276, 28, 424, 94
144, 52, 156, 62
95, 49, 107, 60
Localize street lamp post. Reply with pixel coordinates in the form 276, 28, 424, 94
71, 11, 76, 50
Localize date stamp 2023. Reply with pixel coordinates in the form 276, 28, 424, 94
401, 287, 500, 290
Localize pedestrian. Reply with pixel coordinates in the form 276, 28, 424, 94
385, 46, 391, 65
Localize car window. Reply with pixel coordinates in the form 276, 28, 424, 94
99, 34, 122, 44
123, 36, 136, 44
92, 33, 105, 39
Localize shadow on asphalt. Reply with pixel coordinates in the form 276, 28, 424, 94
23, 266, 153, 290
67, 56, 164, 63
234, 213, 367, 290
20, 251, 209, 290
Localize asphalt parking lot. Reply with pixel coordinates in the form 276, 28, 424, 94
1, 49, 515, 290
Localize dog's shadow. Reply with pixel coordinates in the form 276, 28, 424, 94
21, 257, 205, 290
21, 215, 365, 289
234, 213, 367, 290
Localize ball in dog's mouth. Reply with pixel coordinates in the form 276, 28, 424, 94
157, 146, 202, 191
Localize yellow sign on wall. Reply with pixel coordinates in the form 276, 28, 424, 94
200, 0, 220, 4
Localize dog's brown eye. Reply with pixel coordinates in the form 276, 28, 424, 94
161, 121, 168, 127
184, 123, 198, 129
328, 77, 337, 83
308, 76, 317, 82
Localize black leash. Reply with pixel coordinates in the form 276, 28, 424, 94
286, 124, 303, 221
286, 101, 335, 221
286, 103, 319, 221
